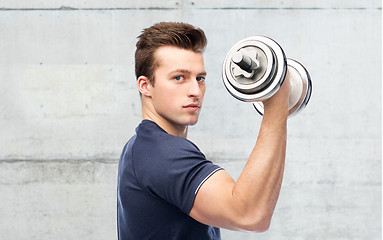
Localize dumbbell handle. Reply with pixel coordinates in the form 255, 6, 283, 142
232, 51, 259, 73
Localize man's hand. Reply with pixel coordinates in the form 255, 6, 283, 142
262, 70, 290, 118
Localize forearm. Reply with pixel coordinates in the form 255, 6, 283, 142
232, 110, 287, 227
190, 112, 288, 231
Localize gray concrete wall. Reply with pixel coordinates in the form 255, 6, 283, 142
0, 1, 381, 239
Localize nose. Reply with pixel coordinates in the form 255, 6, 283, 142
187, 79, 203, 98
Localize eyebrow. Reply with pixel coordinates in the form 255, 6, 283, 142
169, 69, 207, 77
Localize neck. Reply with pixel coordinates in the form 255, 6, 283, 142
142, 107, 188, 138
143, 115, 188, 138
141, 95, 191, 137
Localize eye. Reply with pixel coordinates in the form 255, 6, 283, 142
196, 76, 206, 82
174, 76, 184, 81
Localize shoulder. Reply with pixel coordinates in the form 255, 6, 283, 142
132, 120, 211, 182
135, 120, 204, 159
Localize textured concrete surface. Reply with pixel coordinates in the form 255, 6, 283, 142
0, 1, 381, 239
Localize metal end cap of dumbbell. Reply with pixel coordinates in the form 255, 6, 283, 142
222, 35, 287, 102
253, 58, 312, 117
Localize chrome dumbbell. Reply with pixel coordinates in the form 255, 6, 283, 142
222, 36, 312, 117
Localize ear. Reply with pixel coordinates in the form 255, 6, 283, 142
137, 76, 152, 97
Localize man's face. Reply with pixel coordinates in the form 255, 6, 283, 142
149, 46, 206, 129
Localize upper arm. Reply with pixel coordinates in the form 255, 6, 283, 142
189, 170, 247, 231
189, 169, 271, 232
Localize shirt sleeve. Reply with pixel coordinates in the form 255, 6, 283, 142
132, 134, 223, 214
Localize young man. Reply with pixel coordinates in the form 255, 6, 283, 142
117, 22, 290, 240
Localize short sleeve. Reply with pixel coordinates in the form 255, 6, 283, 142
132, 133, 222, 214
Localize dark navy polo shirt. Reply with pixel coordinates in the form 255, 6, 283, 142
117, 120, 222, 240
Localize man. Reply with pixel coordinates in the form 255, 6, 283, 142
117, 22, 290, 240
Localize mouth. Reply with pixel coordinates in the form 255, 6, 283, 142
183, 103, 201, 111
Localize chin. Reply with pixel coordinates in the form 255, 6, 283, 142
187, 118, 199, 126
187, 122, 198, 126
174, 114, 201, 127
177, 117, 198, 127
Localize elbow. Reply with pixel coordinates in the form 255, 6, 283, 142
250, 220, 271, 232
236, 212, 272, 232
242, 219, 271, 233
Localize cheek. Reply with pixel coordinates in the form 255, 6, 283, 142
162, 89, 179, 102
153, 87, 179, 109
201, 86, 206, 100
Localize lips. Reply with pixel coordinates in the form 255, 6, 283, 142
183, 103, 201, 111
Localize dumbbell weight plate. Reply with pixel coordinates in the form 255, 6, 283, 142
222, 36, 287, 102
253, 58, 312, 117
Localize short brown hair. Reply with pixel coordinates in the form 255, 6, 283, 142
135, 22, 207, 85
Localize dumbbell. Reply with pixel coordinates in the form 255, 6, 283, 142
222, 36, 312, 117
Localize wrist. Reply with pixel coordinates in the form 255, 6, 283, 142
263, 102, 288, 118
262, 106, 289, 124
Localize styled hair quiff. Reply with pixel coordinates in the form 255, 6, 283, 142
135, 22, 207, 85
